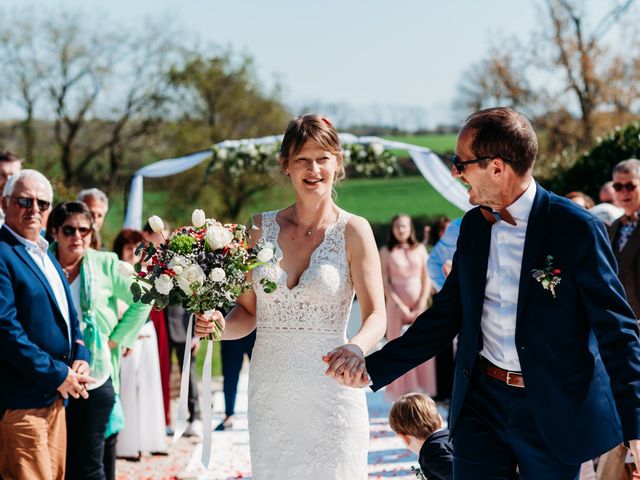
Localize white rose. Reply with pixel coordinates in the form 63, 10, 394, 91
118, 261, 135, 277
172, 265, 183, 275
206, 226, 234, 250
262, 241, 274, 250
168, 255, 189, 269
176, 264, 206, 294
191, 209, 206, 228
217, 148, 228, 160
371, 143, 384, 156
257, 247, 274, 263
154, 274, 173, 295
148, 215, 164, 233
209, 267, 226, 282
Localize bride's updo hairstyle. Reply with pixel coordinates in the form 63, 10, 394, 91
279, 114, 346, 183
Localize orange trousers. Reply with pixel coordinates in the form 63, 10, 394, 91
0, 399, 66, 480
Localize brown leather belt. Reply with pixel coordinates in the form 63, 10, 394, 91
480, 358, 525, 388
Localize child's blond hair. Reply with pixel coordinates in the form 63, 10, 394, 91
389, 393, 442, 440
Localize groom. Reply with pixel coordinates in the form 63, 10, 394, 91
330, 107, 640, 479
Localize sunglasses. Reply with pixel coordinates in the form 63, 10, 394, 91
612, 182, 638, 192
60, 225, 93, 237
10, 196, 51, 211
451, 154, 514, 174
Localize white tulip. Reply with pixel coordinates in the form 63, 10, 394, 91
148, 215, 164, 233
154, 274, 173, 295
192, 209, 206, 228
257, 248, 274, 263
209, 268, 226, 282
118, 261, 135, 277
206, 226, 234, 250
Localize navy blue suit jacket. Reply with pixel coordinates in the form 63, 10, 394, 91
0, 226, 90, 409
367, 184, 640, 464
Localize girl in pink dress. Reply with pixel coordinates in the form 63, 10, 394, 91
380, 214, 436, 400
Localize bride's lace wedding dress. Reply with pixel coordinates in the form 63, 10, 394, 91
249, 209, 369, 479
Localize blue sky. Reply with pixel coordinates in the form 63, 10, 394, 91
1, 0, 627, 128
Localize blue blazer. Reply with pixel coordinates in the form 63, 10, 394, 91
0, 226, 90, 409
367, 184, 640, 464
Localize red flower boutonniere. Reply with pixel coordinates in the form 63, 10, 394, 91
531, 255, 561, 299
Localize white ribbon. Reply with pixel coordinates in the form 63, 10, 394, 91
173, 314, 214, 467
201, 339, 214, 467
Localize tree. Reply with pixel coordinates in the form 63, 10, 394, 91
454, 40, 536, 118
0, 7, 180, 187
454, 0, 640, 159
538, 0, 638, 147
168, 52, 290, 221
0, 10, 46, 163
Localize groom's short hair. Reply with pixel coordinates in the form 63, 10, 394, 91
389, 393, 442, 440
461, 107, 538, 177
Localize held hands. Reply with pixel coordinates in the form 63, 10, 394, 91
194, 310, 226, 339
57, 366, 95, 400
323, 344, 370, 388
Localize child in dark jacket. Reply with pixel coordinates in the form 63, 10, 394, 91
389, 393, 453, 480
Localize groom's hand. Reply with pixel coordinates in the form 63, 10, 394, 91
323, 344, 369, 387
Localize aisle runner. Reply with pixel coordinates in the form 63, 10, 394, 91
183, 372, 423, 480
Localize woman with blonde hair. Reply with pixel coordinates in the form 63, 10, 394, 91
195, 114, 386, 479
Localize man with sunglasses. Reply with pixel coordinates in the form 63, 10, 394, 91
597, 159, 640, 478
337, 108, 640, 479
0, 170, 94, 479
0, 149, 22, 227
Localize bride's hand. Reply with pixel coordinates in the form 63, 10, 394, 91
323, 344, 368, 387
194, 310, 225, 338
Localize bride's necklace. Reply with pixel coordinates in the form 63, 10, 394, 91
293, 209, 314, 236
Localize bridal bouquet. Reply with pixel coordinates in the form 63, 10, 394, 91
127, 209, 276, 340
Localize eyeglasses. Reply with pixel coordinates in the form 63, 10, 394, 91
60, 225, 93, 237
612, 182, 638, 192
451, 154, 514, 174
10, 196, 51, 211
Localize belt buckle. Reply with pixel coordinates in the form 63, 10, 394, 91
506, 371, 524, 388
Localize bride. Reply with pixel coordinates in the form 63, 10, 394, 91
195, 114, 386, 479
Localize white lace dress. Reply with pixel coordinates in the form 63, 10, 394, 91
249, 209, 369, 479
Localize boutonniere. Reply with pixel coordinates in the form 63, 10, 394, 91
531, 255, 561, 299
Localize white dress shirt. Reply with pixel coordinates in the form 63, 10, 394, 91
5, 225, 72, 344
479, 180, 537, 372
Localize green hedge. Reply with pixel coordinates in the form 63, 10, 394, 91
544, 122, 640, 199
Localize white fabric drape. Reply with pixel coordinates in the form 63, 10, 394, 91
122, 134, 471, 229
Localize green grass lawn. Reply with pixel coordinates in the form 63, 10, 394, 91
334, 176, 462, 222
383, 134, 457, 155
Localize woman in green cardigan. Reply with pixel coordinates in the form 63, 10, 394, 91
47, 201, 150, 480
